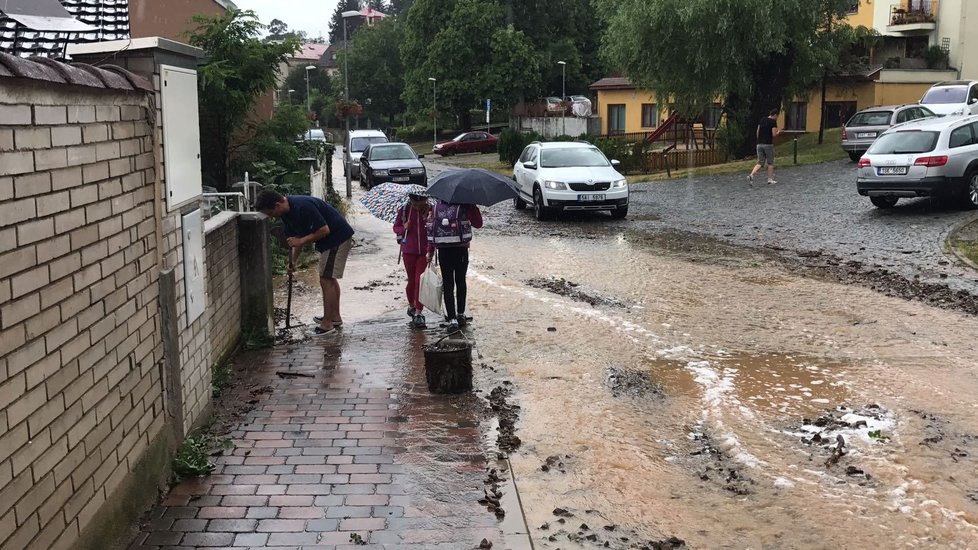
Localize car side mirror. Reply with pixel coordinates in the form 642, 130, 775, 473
524, 161, 537, 170
611, 159, 621, 167
970, 97, 978, 105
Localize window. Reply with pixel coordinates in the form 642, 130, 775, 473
641, 104, 658, 128
969, 86, 978, 104
540, 147, 610, 168
948, 125, 974, 148
608, 104, 626, 135
867, 131, 939, 154
824, 101, 858, 129
518, 146, 534, 164
846, 0, 859, 14
896, 109, 913, 123
785, 102, 807, 131
848, 110, 892, 126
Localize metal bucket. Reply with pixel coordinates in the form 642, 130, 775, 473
422, 336, 473, 394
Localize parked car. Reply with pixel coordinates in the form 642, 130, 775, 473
513, 141, 628, 220
432, 131, 498, 156
299, 128, 331, 143
564, 95, 593, 117
856, 114, 978, 209
842, 105, 936, 161
544, 96, 565, 114
344, 129, 388, 179
919, 80, 978, 117
360, 142, 427, 189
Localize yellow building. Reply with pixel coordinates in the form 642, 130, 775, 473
589, 0, 960, 137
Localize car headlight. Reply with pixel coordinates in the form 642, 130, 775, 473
544, 180, 567, 190
374, 169, 388, 176
612, 178, 627, 188
433, 144, 442, 149
410, 168, 425, 175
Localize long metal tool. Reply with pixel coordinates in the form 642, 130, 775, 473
285, 271, 294, 330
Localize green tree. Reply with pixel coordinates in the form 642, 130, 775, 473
265, 18, 307, 43
597, 0, 853, 156
282, 64, 332, 111
402, 0, 540, 130
328, 0, 362, 45
188, 9, 300, 188
344, 18, 405, 124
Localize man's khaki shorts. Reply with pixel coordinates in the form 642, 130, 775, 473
318, 238, 354, 279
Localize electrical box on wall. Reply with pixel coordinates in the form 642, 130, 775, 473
161, 64, 203, 211
181, 209, 206, 326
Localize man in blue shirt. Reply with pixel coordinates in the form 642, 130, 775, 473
256, 191, 355, 336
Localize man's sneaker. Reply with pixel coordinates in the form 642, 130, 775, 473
747, 174, 754, 184
306, 326, 338, 337
767, 178, 777, 185
412, 314, 426, 328
407, 307, 417, 318
312, 316, 342, 327
446, 318, 460, 333
456, 314, 467, 328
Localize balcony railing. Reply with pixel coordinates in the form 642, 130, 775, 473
889, 0, 938, 26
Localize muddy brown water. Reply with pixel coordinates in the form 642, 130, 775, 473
280, 184, 978, 548
464, 229, 978, 549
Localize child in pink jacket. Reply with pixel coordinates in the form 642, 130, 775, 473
393, 193, 431, 328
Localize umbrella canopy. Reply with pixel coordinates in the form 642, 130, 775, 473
426, 168, 518, 206
359, 183, 429, 223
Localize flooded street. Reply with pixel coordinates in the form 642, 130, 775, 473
456, 207, 978, 548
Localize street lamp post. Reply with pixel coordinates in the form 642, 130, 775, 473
342, 10, 360, 199
429, 77, 437, 146
557, 60, 566, 136
288, 89, 295, 105
305, 65, 315, 118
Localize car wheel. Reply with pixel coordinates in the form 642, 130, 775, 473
533, 187, 554, 221
514, 195, 527, 210
848, 151, 863, 162
610, 206, 628, 219
870, 196, 899, 209
965, 170, 978, 210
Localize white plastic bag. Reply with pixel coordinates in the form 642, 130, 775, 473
419, 266, 445, 316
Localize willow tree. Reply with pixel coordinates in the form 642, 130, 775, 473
597, 0, 854, 157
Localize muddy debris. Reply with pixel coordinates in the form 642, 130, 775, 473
605, 366, 664, 399
478, 467, 506, 519
478, 538, 493, 549
489, 385, 522, 453
687, 428, 755, 495
541, 454, 570, 473
540, 507, 685, 549
526, 276, 626, 307
353, 279, 396, 291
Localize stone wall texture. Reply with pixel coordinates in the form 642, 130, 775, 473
0, 84, 165, 550
204, 213, 242, 368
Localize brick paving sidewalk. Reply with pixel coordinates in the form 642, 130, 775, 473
128, 316, 525, 549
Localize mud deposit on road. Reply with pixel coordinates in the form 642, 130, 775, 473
488, 383, 521, 454
527, 277, 626, 307
538, 507, 685, 549
783, 251, 978, 316
605, 366, 663, 399
686, 428, 755, 495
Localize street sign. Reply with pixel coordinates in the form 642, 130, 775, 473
486, 98, 491, 123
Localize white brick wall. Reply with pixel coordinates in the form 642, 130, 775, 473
0, 85, 163, 550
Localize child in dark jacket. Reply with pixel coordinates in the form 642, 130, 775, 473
393, 193, 432, 327
426, 200, 484, 332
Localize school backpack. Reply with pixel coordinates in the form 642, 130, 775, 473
428, 202, 472, 247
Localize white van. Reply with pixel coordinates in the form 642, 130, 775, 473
344, 129, 388, 179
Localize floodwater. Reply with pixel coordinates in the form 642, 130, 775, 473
280, 176, 978, 547
462, 218, 978, 549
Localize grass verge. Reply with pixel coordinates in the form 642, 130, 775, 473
628, 128, 848, 183
951, 238, 978, 267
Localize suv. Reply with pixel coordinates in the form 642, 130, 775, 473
513, 141, 628, 220
344, 129, 388, 179
856, 115, 978, 209
919, 81, 978, 117
842, 104, 935, 161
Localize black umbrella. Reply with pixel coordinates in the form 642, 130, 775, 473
426, 168, 519, 206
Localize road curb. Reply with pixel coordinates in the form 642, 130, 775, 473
944, 215, 978, 272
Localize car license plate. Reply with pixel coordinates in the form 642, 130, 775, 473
877, 166, 908, 175
392, 176, 410, 182
578, 194, 605, 201
856, 132, 877, 139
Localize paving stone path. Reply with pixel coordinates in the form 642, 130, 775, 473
129, 316, 524, 549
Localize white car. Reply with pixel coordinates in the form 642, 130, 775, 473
919, 80, 978, 117
513, 141, 628, 220
344, 129, 388, 179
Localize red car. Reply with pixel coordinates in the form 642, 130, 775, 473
432, 131, 498, 156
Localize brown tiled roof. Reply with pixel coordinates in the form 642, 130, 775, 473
0, 0, 131, 58
0, 51, 151, 91
589, 76, 636, 91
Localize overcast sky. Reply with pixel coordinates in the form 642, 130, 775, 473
232, 0, 340, 42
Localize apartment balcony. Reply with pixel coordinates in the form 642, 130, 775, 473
888, 0, 938, 33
